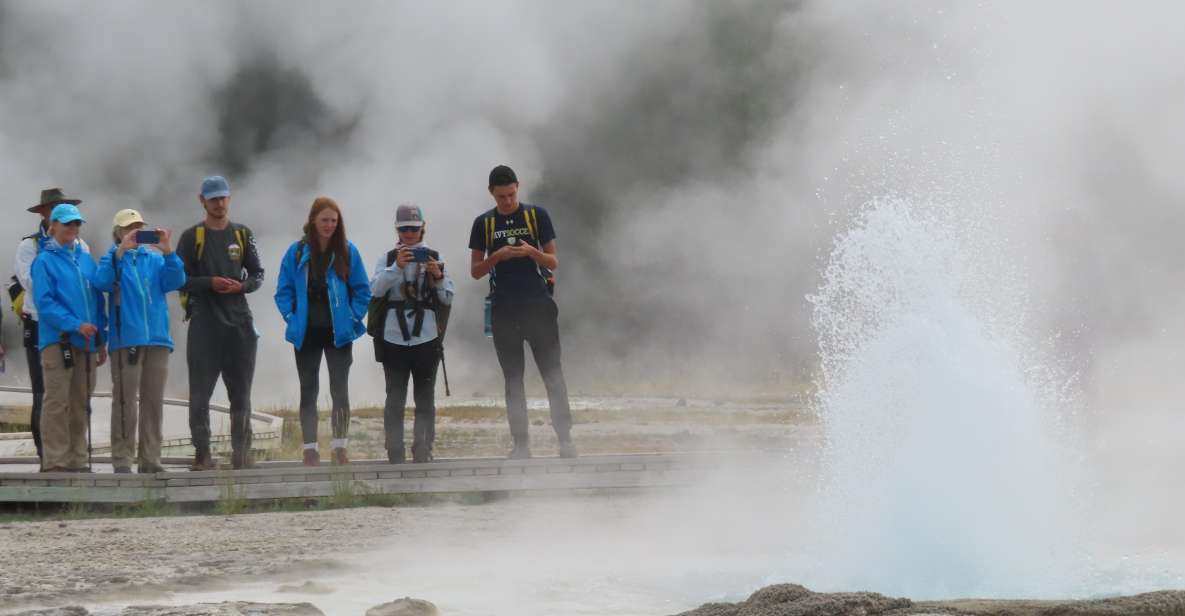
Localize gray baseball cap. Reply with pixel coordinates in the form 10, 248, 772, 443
395, 204, 424, 228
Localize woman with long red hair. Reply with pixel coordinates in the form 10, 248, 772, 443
274, 197, 371, 466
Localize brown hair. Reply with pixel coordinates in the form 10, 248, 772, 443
303, 196, 350, 280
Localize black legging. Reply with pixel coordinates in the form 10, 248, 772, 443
295, 327, 353, 445
382, 340, 439, 457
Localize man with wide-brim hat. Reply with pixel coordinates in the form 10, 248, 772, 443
10, 188, 90, 463
27, 188, 81, 213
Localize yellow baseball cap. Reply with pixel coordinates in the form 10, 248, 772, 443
113, 209, 145, 228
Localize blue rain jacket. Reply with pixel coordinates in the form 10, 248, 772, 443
94, 245, 187, 350
31, 239, 107, 352
274, 240, 370, 350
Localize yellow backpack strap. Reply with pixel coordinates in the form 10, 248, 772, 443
485, 215, 494, 253
525, 207, 539, 242
235, 227, 246, 253
195, 225, 206, 261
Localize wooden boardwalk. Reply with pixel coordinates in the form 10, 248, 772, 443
0, 453, 710, 504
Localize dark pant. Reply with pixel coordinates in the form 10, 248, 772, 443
381, 340, 440, 458
23, 318, 44, 460
294, 327, 353, 445
187, 318, 257, 455
491, 298, 572, 445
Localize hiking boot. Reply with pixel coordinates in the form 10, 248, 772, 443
387, 448, 405, 464
302, 448, 321, 467
231, 450, 257, 470
113, 466, 133, 474
137, 462, 166, 474
332, 448, 350, 466
507, 444, 531, 460
558, 440, 578, 459
411, 443, 432, 464
190, 450, 216, 471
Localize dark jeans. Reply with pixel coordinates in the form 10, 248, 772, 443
381, 340, 439, 458
23, 318, 44, 460
491, 298, 572, 445
187, 318, 257, 455
295, 327, 353, 444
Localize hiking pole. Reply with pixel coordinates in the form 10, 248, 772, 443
439, 343, 450, 397
85, 336, 93, 473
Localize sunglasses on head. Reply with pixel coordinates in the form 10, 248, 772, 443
396, 226, 421, 233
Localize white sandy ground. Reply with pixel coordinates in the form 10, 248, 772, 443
0, 487, 810, 616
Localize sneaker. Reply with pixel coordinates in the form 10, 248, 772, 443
507, 444, 531, 460
137, 462, 166, 474
558, 441, 578, 459
302, 448, 321, 467
332, 448, 350, 466
113, 466, 133, 474
190, 451, 217, 471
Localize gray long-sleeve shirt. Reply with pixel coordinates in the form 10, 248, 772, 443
369, 247, 453, 346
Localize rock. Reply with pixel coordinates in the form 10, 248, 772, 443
366, 598, 439, 616
119, 602, 323, 616
13, 607, 88, 616
674, 583, 1185, 616
675, 399, 688, 407
276, 580, 335, 595
673, 583, 910, 616
532, 419, 544, 426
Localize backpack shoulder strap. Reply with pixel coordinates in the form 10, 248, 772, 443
484, 213, 496, 253
524, 205, 539, 242
386, 249, 399, 267
194, 225, 206, 260
294, 241, 305, 267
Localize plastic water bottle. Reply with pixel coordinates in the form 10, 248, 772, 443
483, 297, 494, 337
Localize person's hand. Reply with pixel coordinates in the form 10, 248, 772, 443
97, 347, 108, 367
116, 230, 139, 258
211, 277, 242, 293
494, 245, 524, 262
396, 247, 414, 268
79, 323, 98, 340
156, 228, 173, 255
425, 258, 442, 279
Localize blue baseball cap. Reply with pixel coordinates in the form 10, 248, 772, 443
50, 203, 85, 224
200, 175, 230, 199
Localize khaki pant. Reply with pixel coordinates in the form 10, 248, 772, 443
40, 344, 97, 471
110, 346, 169, 469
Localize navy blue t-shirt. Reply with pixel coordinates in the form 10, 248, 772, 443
469, 204, 556, 304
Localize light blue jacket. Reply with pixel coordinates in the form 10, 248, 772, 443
93, 245, 187, 350
31, 239, 107, 352
274, 240, 371, 350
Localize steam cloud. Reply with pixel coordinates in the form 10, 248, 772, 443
3, 0, 1184, 578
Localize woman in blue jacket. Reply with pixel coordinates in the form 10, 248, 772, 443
274, 197, 371, 466
93, 209, 186, 474
31, 204, 107, 473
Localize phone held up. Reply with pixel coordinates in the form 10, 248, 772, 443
135, 230, 161, 245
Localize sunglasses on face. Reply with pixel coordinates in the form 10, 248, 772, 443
397, 226, 421, 233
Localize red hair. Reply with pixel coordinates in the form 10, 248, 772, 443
303, 196, 350, 280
